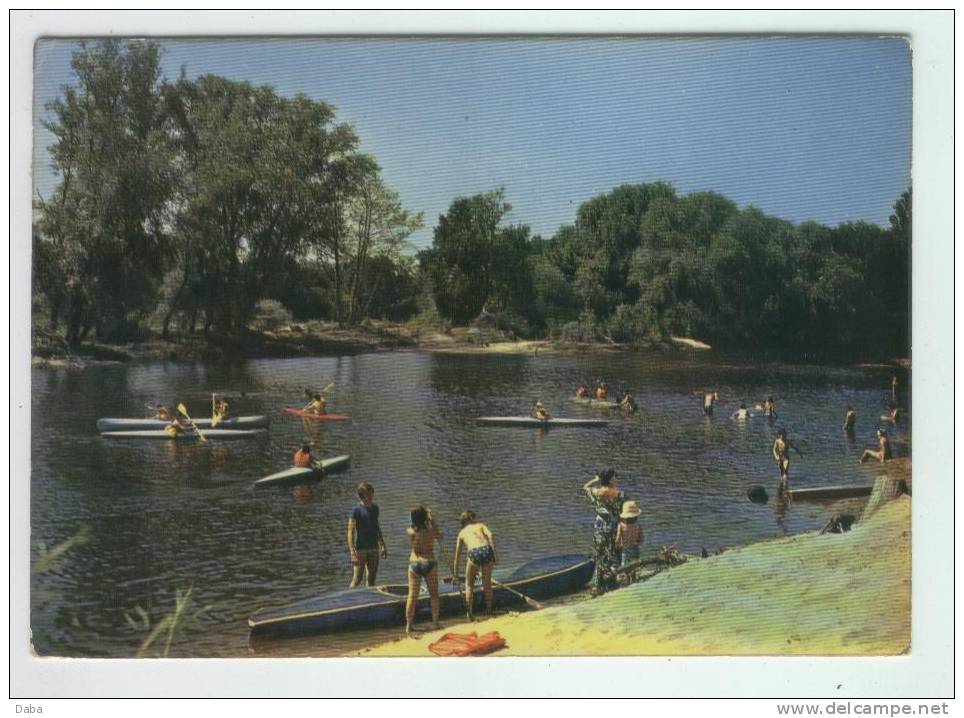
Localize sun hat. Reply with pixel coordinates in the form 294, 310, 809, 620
620, 500, 641, 519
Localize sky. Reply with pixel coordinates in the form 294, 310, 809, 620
33, 37, 912, 248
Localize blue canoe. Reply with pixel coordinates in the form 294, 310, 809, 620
248, 554, 594, 637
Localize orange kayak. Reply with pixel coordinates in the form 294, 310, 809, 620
283, 408, 351, 421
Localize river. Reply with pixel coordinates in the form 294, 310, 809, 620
30, 351, 909, 657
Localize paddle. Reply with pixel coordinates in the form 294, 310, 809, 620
176, 403, 207, 443
211, 393, 219, 427
491, 578, 545, 610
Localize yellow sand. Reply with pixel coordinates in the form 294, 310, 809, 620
359, 494, 910, 657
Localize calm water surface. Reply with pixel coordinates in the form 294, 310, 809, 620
30, 351, 910, 657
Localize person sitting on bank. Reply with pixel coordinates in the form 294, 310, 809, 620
860, 428, 892, 464
453, 510, 497, 620
293, 444, 317, 469
731, 403, 751, 420
347, 482, 387, 588
303, 393, 327, 415
531, 400, 550, 421
843, 405, 857, 433
615, 500, 644, 568
575, 384, 590, 399
619, 391, 638, 413
405, 506, 443, 636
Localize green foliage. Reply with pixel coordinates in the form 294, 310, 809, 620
419, 189, 531, 324
35, 40, 174, 344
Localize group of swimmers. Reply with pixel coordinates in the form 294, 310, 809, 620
572, 381, 637, 412
342, 480, 499, 636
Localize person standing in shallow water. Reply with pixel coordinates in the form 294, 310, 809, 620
347, 482, 387, 587
843, 405, 857, 434
772, 428, 801, 490
583, 468, 625, 596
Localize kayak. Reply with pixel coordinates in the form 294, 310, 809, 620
248, 554, 593, 638
570, 397, 620, 409
96, 415, 269, 432
253, 455, 351, 489
476, 416, 609, 428
283, 408, 351, 421
100, 429, 265, 440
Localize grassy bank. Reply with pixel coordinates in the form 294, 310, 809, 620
359, 489, 910, 657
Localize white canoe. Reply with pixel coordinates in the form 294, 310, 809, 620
97, 415, 269, 432
254, 455, 351, 489
100, 429, 265, 440
476, 416, 609, 428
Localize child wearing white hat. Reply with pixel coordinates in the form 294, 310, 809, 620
616, 501, 644, 567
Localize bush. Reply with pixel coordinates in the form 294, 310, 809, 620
559, 321, 598, 343
607, 303, 661, 344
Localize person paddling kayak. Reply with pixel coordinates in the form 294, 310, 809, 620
575, 384, 590, 399
293, 444, 318, 469
531, 400, 550, 421
164, 415, 191, 437
303, 393, 327, 416
212, 398, 230, 426
151, 404, 173, 421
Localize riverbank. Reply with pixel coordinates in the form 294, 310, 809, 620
358, 474, 911, 656
31, 320, 910, 367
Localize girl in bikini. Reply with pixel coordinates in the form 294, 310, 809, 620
453, 510, 497, 620
405, 506, 443, 636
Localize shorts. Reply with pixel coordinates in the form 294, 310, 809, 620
352, 548, 379, 566
468, 544, 495, 567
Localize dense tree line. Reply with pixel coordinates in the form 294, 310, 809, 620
33, 40, 423, 343
421, 184, 910, 357
34, 41, 909, 359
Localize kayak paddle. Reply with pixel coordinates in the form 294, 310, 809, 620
491, 578, 544, 610
176, 403, 207, 443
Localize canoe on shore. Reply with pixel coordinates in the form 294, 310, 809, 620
253, 455, 351, 489
785, 485, 873, 501
100, 429, 265, 440
283, 408, 351, 421
96, 415, 269, 432
570, 397, 620, 409
476, 417, 609, 428
248, 554, 594, 638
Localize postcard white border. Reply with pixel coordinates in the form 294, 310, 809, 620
8, 9, 954, 700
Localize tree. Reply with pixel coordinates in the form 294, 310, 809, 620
419, 189, 519, 324
34, 40, 174, 343
162, 74, 368, 333
342, 175, 423, 324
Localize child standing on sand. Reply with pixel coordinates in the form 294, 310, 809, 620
615, 501, 644, 567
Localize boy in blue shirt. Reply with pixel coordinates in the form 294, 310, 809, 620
347, 482, 387, 587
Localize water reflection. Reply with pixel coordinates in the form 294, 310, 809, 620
31, 352, 909, 657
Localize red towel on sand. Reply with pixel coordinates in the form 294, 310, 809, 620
428, 631, 506, 657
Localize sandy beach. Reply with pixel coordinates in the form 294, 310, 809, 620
359, 461, 911, 657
